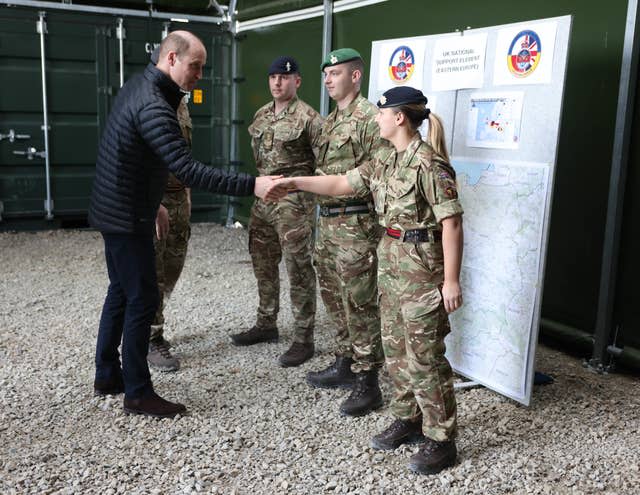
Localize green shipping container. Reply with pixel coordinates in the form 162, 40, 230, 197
0, 4, 231, 228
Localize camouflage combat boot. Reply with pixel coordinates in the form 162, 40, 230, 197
279, 342, 315, 367
148, 339, 180, 372
230, 325, 278, 346
370, 418, 425, 450
408, 438, 457, 475
306, 355, 356, 389
339, 369, 383, 416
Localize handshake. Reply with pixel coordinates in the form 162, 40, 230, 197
254, 176, 299, 202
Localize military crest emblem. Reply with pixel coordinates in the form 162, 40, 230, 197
388, 45, 415, 84
507, 30, 541, 77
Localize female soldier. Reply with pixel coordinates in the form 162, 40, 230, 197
266, 86, 463, 475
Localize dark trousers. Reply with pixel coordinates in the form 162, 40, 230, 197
95, 232, 159, 398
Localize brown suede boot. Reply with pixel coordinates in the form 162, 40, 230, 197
230, 325, 278, 346
370, 418, 425, 450
123, 392, 187, 419
94, 377, 124, 396
279, 342, 314, 367
408, 438, 457, 474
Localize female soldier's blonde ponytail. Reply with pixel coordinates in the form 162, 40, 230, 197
426, 112, 450, 163
394, 103, 451, 163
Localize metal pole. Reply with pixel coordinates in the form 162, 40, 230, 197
319, 0, 333, 117
116, 18, 125, 88
590, 0, 640, 371
37, 11, 53, 220
1, 0, 225, 24
225, 0, 239, 227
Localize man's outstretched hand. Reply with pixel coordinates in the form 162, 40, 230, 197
254, 175, 285, 200
263, 177, 298, 202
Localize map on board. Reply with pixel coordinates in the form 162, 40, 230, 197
466, 92, 524, 149
445, 158, 550, 404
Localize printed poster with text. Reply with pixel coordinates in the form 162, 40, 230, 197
431, 33, 487, 91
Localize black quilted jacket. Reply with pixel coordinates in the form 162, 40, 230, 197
88, 63, 255, 234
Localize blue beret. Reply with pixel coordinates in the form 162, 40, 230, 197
377, 86, 428, 108
268, 56, 299, 75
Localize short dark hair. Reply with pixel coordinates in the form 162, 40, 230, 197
347, 58, 365, 75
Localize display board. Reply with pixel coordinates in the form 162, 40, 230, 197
368, 16, 572, 405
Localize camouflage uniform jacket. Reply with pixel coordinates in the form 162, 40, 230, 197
248, 96, 322, 177
164, 98, 193, 196
316, 93, 387, 207
347, 134, 463, 230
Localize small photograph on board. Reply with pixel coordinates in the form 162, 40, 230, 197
466, 92, 524, 149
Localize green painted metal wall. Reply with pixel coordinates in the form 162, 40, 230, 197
236, 0, 629, 347
0, 5, 230, 228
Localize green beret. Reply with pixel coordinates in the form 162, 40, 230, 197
321, 48, 362, 71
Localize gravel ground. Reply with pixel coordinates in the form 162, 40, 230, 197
1, 224, 639, 495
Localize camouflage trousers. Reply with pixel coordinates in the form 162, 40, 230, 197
150, 189, 191, 342
249, 191, 316, 343
315, 213, 383, 373
377, 235, 457, 441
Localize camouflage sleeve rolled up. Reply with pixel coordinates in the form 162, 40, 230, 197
419, 157, 464, 223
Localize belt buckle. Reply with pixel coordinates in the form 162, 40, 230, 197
320, 206, 330, 216
403, 230, 414, 243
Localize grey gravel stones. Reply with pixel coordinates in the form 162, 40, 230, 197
1, 224, 639, 494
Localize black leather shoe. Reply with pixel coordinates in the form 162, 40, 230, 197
279, 342, 314, 367
123, 392, 187, 418
339, 369, 383, 416
370, 418, 425, 450
230, 325, 278, 346
306, 356, 356, 389
408, 438, 457, 475
94, 377, 124, 396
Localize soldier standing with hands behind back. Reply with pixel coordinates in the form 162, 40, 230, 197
230, 56, 322, 367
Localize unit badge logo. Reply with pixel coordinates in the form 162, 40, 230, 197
507, 30, 541, 77
388, 45, 415, 83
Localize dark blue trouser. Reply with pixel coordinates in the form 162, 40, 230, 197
95, 232, 159, 398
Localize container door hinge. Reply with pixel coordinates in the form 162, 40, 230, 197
0, 129, 31, 142
36, 13, 47, 35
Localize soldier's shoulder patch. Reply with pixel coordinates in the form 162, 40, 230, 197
444, 185, 458, 199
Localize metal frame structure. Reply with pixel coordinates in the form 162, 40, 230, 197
0, 0, 225, 23
590, 0, 640, 372
319, 0, 333, 117
236, 0, 387, 32
37, 11, 53, 220
225, 0, 240, 226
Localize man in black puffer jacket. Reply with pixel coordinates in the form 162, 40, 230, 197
90, 30, 279, 418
